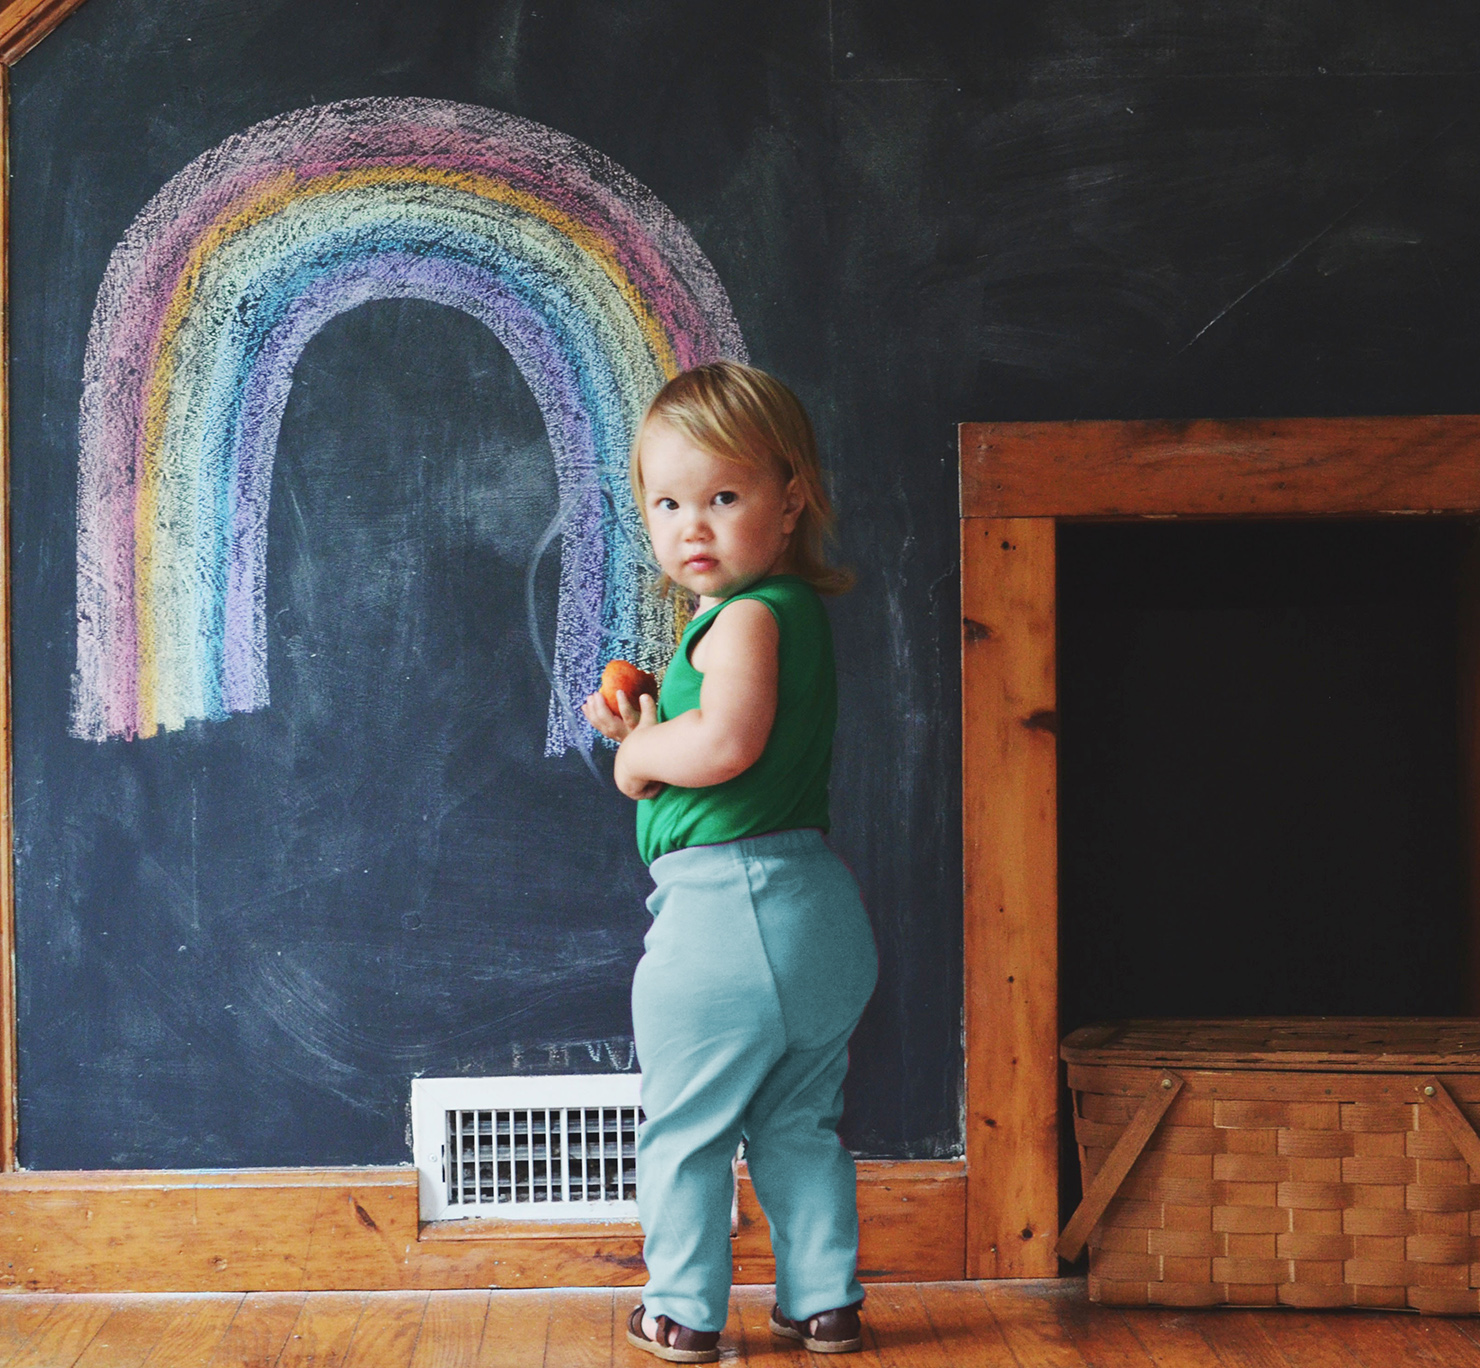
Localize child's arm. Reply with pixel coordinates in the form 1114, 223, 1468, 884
582, 598, 779, 801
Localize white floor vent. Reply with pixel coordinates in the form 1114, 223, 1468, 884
412, 1074, 643, 1222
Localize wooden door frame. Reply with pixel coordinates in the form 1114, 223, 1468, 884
959, 414, 1480, 1277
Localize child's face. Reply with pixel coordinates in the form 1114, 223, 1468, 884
638, 419, 803, 604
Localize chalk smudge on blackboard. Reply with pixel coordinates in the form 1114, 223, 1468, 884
72, 97, 747, 752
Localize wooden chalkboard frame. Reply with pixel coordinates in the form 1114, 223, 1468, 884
959, 414, 1480, 1278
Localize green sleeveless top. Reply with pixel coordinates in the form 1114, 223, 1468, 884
635, 575, 836, 865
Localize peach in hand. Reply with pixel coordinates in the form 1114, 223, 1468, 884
599, 659, 657, 714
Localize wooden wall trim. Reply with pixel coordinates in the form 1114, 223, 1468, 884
961, 415, 1480, 519
0, 1159, 964, 1292
0, 0, 91, 64
960, 517, 1058, 1278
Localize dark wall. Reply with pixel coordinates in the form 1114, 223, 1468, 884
10, 0, 1480, 1168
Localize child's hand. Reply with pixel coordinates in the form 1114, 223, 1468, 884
581, 687, 644, 742
614, 694, 666, 800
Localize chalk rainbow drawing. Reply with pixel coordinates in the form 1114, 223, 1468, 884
72, 97, 746, 750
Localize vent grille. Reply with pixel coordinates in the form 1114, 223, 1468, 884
445, 1105, 639, 1208
411, 1073, 643, 1221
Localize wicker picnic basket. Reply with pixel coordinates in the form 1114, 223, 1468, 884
1059, 1019, 1480, 1315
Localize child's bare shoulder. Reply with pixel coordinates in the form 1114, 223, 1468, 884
692, 597, 778, 671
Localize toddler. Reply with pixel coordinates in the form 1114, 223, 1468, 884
582, 361, 877, 1361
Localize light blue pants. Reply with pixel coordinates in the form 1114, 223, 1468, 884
631, 828, 878, 1333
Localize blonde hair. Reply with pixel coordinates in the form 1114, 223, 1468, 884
630, 361, 854, 599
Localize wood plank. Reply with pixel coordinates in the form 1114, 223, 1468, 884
977, 1280, 1087, 1367
1401, 1318, 1480, 1368
960, 415, 1480, 519
342, 1292, 427, 1368
0, 1298, 53, 1364
0, 1160, 960, 1292
408, 1290, 488, 1368
733, 1288, 814, 1367
1249, 1313, 1362, 1368
1333, 1314, 1452, 1368
1119, 1308, 1224, 1368
0, 0, 92, 63
137, 1296, 243, 1368
713, 1294, 746, 1367
859, 1283, 933, 1367
5, 1284, 1480, 1367
914, 1283, 1018, 1367
961, 515, 1058, 1278
70, 1300, 181, 1368
1051, 1293, 1156, 1368
1192, 1311, 1293, 1368
202, 1292, 304, 1368
4, 1297, 115, 1368
276, 1292, 366, 1368
541, 1289, 612, 1368
472, 1289, 551, 1368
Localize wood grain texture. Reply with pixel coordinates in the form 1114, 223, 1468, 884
1062, 1020, 1480, 1071
541, 1289, 612, 1368
276, 1291, 366, 1368
472, 1289, 552, 1368
1066, 1064, 1480, 1103
200, 1292, 304, 1368
6, 1297, 115, 1368
1418, 1078, 1480, 1176
0, 1295, 56, 1362
961, 516, 1058, 1278
407, 1289, 487, 1368
915, 1282, 1019, 1367
1, 1283, 1478, 1367
978, 1278, 1091, 1366
1058, 1074, 1183, 1260
860, 1282, 937, 1367
341, 1290, 427, 1368
0, 0, 91, 63
136, 1295, 242, 1368
0, 1160, 962, 1293
960, 415, 1480, 519
69, 1300, 180, 1368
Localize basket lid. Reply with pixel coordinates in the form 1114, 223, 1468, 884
1061, 1018, 1480, 1072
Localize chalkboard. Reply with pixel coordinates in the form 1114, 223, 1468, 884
11, 0, 1480, 1169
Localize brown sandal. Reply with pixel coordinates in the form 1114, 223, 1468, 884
769, 1301, 864, 1353
625, 1304, 721, 1363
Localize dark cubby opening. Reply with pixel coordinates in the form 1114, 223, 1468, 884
1055, 517, 1474, 1260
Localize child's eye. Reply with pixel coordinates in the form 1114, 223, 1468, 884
713, 491, 738, 507
656, 497, 678, 512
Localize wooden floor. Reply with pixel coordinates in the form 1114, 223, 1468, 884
1, 1278, 1479, 1366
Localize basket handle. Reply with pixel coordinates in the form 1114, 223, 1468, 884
1056, 1070, 1184, 1261
1418, 1076, 1480, 1173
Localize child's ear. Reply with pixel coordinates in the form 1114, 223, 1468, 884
781, 476, 804, 534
